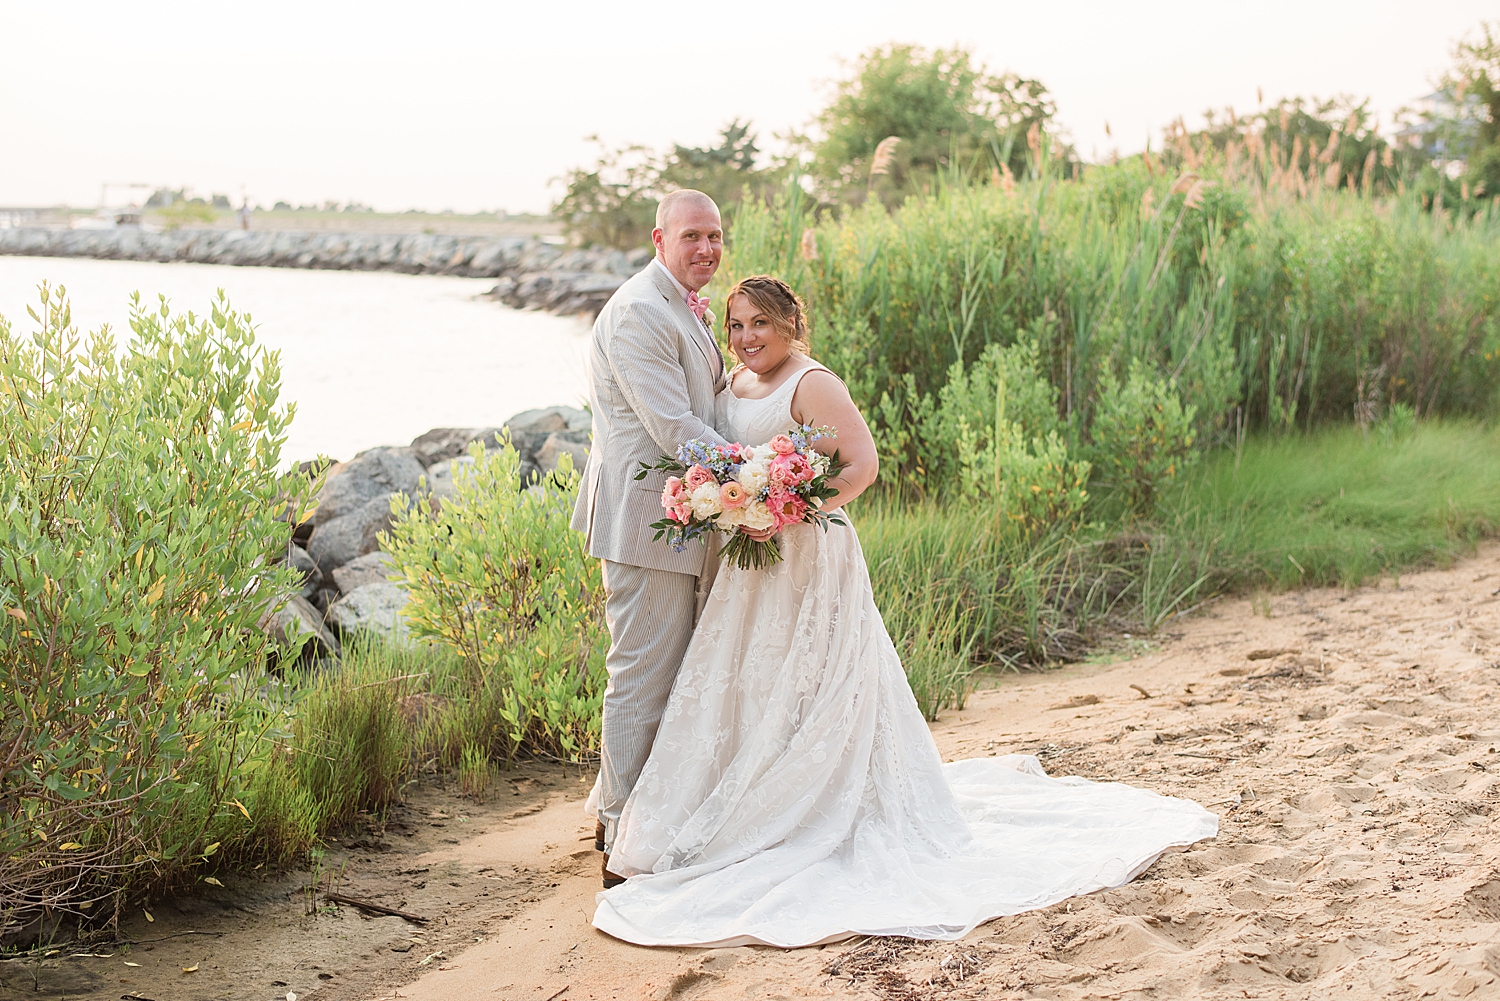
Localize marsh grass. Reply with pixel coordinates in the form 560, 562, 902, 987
1158, 420, 1500, 589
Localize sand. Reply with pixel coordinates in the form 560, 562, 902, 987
18, 547, 1496, 1001
394, 545, 1500, 1001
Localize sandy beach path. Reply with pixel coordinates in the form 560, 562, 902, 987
397, 545, 1500, 1001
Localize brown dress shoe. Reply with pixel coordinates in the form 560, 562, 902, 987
594, 820, 606, 852
602, 853, 625, 889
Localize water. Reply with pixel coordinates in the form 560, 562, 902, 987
0, 256, 592, 464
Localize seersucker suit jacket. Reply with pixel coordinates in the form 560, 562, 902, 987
570, 262, 729, 576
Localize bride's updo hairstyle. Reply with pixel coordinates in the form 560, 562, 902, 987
723, 275, 811, 355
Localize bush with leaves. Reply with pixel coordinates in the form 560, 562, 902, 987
382, 440, 606, 761
0, 286, 313, 924
1089, 360, 1199, 517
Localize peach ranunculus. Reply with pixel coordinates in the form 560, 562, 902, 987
768, 434, 796, 456
684, 464, 716, 490
767, 487, 808, 529
719, 480, 748, 509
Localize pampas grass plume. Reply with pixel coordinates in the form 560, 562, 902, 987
870, 136, 902, 177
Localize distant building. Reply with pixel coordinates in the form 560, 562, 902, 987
1397, 89, 1483, 177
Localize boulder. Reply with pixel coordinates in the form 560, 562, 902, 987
424, 455, 473, 506
409, 426, 502, 468
332, 551, 398, 594
306, 493, 404, 577
258, 595, 340, 660
311, 446, 425, 525
504, 406, 590, 460
536, 431, 590, 475
286, 543, 323, 599
327, 581, 411, 645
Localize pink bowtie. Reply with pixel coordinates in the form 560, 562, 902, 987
687, 290, 710, 320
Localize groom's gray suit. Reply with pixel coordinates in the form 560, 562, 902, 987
571, 260, 727, 851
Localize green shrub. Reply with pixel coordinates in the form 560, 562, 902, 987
0, 286, 313, 916
383, 440, 606, 761
1088, 360, 1198, 517
956, 425, 1091, 535
717, 164, 1500, 494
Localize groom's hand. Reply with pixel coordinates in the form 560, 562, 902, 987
742, 527, 776, 542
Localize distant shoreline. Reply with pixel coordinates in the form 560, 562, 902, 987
0, 227, 649, 315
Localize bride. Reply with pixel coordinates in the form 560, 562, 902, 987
591, 275, 1217, 948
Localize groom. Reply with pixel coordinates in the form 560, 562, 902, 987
571, 189, 729, 888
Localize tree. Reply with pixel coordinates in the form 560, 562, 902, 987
1443, 21, 1500, 197
804, 44, 1064, 206
551, 138, 661, 250
1181, 95, 1420, 195
552, 122, 785, 249
661, 119, 787, 208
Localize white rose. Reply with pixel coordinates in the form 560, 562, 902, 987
716, 504, 745, 529
737, 500, 774, 532
689, 481, 723, 520
737, 457, 770, 496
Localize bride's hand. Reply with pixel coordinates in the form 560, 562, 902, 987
740, 526, 776, 542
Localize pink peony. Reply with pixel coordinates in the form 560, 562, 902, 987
719, 480, 748, 509
768, 454, 795, 486
771, 452, 814, 485
768, 434, 796, 455
767, 487, 808, 529
684, 464, 716, 490
661, 476, 688, 511
668, 501, 693, 524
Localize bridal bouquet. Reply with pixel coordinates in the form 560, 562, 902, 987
635, 426, 846, 570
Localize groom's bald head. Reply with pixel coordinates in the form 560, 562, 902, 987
653, 190, 723, 293
656, 189, 718, 233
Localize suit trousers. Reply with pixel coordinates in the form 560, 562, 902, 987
597, 560, 699, 851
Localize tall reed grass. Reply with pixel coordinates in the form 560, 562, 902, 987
717, 158, 1500, 494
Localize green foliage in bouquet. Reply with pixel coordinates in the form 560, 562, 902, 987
0, 285, 315, 918
382, 440, 606, 760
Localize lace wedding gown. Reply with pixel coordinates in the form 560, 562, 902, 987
591, 364, 1217, 948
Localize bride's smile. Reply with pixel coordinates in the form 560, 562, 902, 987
727, 294, 794, 378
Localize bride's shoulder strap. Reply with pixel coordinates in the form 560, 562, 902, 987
790, 361, 844, 391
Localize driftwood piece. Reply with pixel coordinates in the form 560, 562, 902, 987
324, 890, 428, 924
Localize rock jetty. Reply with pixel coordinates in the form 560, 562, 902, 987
0, 227, 650, 316
274, 405, 591, 658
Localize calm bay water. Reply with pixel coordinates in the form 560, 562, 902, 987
0, 256, 592, 464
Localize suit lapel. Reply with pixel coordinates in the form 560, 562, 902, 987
649, 266, 725, 386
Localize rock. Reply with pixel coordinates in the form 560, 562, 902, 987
0, 229, 651, 318
327, 581, 411, 644
409, 426, 502, 468
332, 551, 397, 594
309, 586, 340, 615
258, 595, 340, 660
312, 446, 425, 525
504, 406, 590, 458
306, 493, 405, 577
286, 543, 322, 599
536, 431, 590, 475
424, 455, 474, 506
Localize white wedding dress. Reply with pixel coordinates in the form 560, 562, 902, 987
591, 363, 1217, 948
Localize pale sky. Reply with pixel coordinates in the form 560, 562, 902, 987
1, 1, 1491, 214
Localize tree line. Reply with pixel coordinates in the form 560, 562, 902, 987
553, 27, 1500, 249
